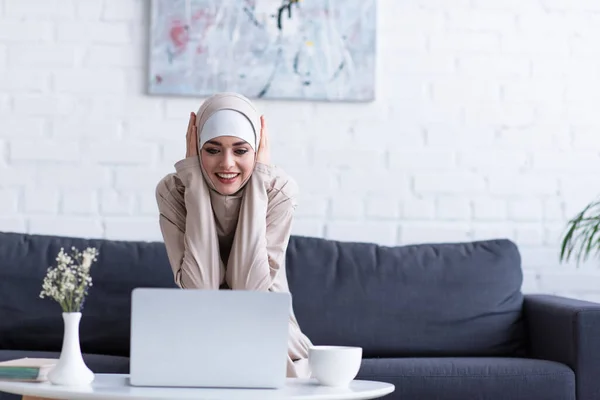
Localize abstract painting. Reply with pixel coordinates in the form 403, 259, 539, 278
148, 0, 376, 102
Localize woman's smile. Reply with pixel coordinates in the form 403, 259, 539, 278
215, 172, 240, 184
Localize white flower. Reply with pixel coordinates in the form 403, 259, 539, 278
39, 246, 99, 313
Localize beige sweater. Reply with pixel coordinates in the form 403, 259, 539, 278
155, 157, 313, 378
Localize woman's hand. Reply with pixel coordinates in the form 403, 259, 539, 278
185, 112, 198, 158
256, 115, 270, 165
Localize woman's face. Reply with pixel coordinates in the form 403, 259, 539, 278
200, 136, 255, 195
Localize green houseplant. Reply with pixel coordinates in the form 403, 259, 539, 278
560, 197, 600, 265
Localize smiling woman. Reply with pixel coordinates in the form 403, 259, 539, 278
202, 136, 254, 193
154, 92, 312, 378
197, 109, 257, 195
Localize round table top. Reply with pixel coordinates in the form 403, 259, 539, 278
0, 374, 395, 400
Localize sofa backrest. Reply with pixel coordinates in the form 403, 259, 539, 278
0, 232, 526, 358
286, 236, 526, 357
0, 231, 176, 357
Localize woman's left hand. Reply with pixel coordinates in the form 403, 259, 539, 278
257, 115, 270, 165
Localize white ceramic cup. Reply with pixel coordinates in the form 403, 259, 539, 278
308, 346, 363, 387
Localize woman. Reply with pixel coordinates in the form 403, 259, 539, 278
155, 92, 313, 378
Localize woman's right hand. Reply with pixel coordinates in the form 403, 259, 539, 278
185, 112, 198, 158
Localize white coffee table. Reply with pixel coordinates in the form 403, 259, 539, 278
0, 374, 394, 400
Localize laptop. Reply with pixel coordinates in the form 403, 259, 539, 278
129, 288, 291, 389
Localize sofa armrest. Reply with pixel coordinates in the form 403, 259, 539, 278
524, 294, 600, 400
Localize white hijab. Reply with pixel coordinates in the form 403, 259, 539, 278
199, 109, 258, 152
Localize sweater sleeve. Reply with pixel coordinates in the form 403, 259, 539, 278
155, 157, 224, 289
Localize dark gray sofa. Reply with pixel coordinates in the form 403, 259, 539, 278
0, 231, 596, 400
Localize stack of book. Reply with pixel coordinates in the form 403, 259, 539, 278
0, 358, 57, 382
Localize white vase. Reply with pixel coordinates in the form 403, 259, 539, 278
47, 312, 95, 386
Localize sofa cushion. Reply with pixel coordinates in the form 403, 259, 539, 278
0, 232, 177, 357
356, 357, 574, 400
0, 349, 129, 400
286, 236, 526, 357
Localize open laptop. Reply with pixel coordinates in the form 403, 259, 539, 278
129, 288, 291, 389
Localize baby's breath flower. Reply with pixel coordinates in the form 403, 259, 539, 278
39, 246, 99, 313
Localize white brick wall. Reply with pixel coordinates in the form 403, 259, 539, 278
1, 0, 600, 298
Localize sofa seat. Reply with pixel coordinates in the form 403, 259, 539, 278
357, 357, 575, 400
0, 350, 129, 400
